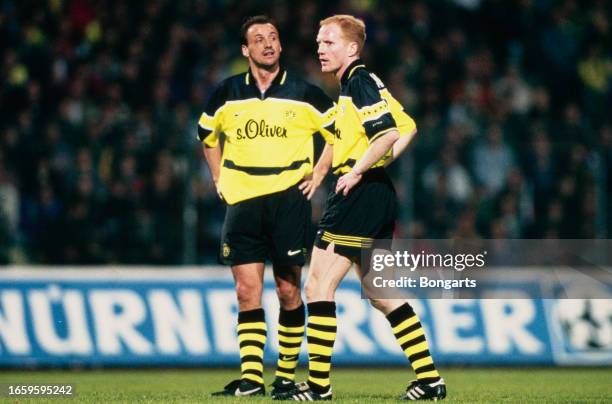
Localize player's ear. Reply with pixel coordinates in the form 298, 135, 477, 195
348, 42, 358, 58
241, 44, 249, 58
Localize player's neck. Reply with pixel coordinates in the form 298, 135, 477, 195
335, 56, 359, 81
250, 64, 280, 93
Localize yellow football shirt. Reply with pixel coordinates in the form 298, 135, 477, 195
331, 59, 416, 174
198, 68, 335, 204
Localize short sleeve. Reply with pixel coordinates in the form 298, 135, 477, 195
386, 94, 417, 137
197, 83, 227, 148
304, 84, 336, 144
350, 74, 397, 142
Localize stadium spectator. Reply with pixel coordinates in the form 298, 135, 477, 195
471, 123, 516, 196
422, 145, 473, 205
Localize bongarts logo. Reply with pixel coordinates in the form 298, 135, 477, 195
236, 119, 287, 140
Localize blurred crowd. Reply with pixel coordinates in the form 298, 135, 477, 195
0, 0, 611, 265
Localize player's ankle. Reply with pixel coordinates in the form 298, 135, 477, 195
308, 381, 331, 395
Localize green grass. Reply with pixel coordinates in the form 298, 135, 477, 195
1, 368, 610, 403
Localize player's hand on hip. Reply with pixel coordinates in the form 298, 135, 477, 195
335, 170, 362, 196
214, 181, 225, 202
299, 171, 324, 200
298, 174, 313, 198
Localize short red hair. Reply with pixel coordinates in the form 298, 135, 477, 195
320, 14, 366, 53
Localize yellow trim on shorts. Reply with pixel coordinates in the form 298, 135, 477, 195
321, 231, 374, 248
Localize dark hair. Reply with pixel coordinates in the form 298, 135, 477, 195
240, 15, 278, 45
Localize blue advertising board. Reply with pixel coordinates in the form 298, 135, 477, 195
0, 268, 610, 367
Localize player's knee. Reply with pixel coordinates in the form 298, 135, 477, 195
369, 298, 394, 314
304, 277, 330, 302
304, 278, 317, 302
235, 280, 262, 309
276, 282, 300, 307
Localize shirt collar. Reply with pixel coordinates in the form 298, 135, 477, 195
340, 59, 366, 85
245, 66, 287, 92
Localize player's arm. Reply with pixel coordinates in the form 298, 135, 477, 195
384, 128, 417, 167
197, 83, 226, 199
336, 130, 399, 195
336, 75, 398, 196
203, 145, 222, 195
300, 143, 333, 200
300, 84, 336, 199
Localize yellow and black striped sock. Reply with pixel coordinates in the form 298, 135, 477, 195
386, 303, 441, 384
237, 308, 266, 386
306, 301, 336, 394
275, 303, 305, 381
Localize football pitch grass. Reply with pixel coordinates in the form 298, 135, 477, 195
1, 367, 610, 403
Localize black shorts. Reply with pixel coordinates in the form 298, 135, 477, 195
220, 184, 310, 267
315, 168, 397, 259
